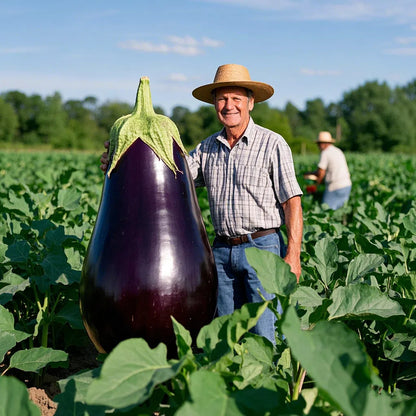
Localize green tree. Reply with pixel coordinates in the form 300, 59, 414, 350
37, 92, 76, 148
3, 91, 43, 144
302, 98, 329, 134
0, 98, 18, 143
171, 105, 191, 144
64, 98, 105, 149
284, 101, 303, 137
195, 106, 222, 138
174, 105, 222, 149
340, 81, 414, 152
251, 102, 293, 140
96, 101, 133, 134
395, 80, 416, 152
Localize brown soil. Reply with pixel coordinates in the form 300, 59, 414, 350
22, 343, 99, 416
28, 388, 57, 416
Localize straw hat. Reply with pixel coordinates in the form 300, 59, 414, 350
316, 131, 336, 143
192, 64, 274, 104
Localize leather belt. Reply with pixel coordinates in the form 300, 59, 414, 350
216, 228, 278, 246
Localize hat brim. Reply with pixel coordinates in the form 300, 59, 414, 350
192, 81, 274, 104
315, 139, 336, 143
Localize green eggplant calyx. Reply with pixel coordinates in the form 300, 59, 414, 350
107, 76, 187, 177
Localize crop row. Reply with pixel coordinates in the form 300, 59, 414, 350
0, 151, 415, 415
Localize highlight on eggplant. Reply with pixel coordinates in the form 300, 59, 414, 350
80, 77, 218, 357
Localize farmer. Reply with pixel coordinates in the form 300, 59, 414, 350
303, 131, 351, 210
100, 64, 303, 343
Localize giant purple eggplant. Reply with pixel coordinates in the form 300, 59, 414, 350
80, 77, 217, 357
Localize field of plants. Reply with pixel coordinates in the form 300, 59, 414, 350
0, 150, 415, 415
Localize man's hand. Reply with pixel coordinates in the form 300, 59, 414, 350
100, 141, 110, 173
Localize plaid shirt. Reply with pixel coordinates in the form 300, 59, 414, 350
187, 118, 302, 237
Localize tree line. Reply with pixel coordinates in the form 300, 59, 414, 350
1, 78, 415, 154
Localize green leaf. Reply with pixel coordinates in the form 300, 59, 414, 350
397, 273, 416, 300
0, 270, 30, 305
9, 347, 68, 373
234, 336, 274, 389
240, 335, 274, 368
383, 333, 416, 362
57, 368, 101, 402
172, 316, 193, 358
233, 385, 289, 415
245, 247, 297, 296
176, 371, 242, 416
196, 314, 230, 357
5, 240, 31, 263
86, 338, 184, 409
346, 253, 384, 284
0, 331, 16, 363
281, 306, 391, 416
0, 241, 7, 262
197, 302, 272, 366
0, 376, 41, 416
225, 302, 270, 347
43, 226, 75, 248
355, 234, 384, 255
403, 209, 416, 234
291, 286, 323, 308
57, 188, 81, 211
328, 284, 406, 320
36, 251, 78, 291
3, 191, 31, 217
374, 201, 388, 224
55, 368, 102, 415
309, 237, 338, 287
55, 303, 84, 330
0, 305, 31, 342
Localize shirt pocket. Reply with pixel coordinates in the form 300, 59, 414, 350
235, 164, 269, 192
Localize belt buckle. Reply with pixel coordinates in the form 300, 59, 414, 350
229, 235, 248, 245
228, 236, 239, 245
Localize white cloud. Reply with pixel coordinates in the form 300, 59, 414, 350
200, 0, 416, 23
384, 47, 416, 55
168, 73, 188, 82
119, 35, 223, 56
383, 35, 416, 55
202, 37, 224, 47
0, 46, 44, 54
395, 36, 416, 44
167, 35, 198, 46
300, 68, 342, 76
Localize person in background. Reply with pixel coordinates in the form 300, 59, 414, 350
304, 131, 351, 210
100, 64, 303, 344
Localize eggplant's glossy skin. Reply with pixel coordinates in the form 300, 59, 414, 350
80, 139, 217, 356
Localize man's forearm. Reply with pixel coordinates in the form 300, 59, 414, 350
281, 196, 303, 281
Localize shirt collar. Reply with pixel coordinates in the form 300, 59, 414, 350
216, 117, 254, 147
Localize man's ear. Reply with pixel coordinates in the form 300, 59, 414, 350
249, 97, 255, 111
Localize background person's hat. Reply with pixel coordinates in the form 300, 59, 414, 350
316, 131, 336, 143
192, 64, 274, 104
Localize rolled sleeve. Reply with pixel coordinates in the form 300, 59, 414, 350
272, 141, 303, 203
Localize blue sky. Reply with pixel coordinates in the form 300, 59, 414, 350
1, 0, 416, 114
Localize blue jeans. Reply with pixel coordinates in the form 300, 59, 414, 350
212, 232, 285, 344
322, 186, 351, 210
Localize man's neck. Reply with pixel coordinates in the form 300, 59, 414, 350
225, 121, 249, 149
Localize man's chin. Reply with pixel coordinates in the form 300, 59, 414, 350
221, 115, 240, 127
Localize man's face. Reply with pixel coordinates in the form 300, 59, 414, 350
317, 142, 330, 151
214, 87, 254, 130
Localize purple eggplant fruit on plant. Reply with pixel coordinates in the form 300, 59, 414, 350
80, 77, 218, 357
